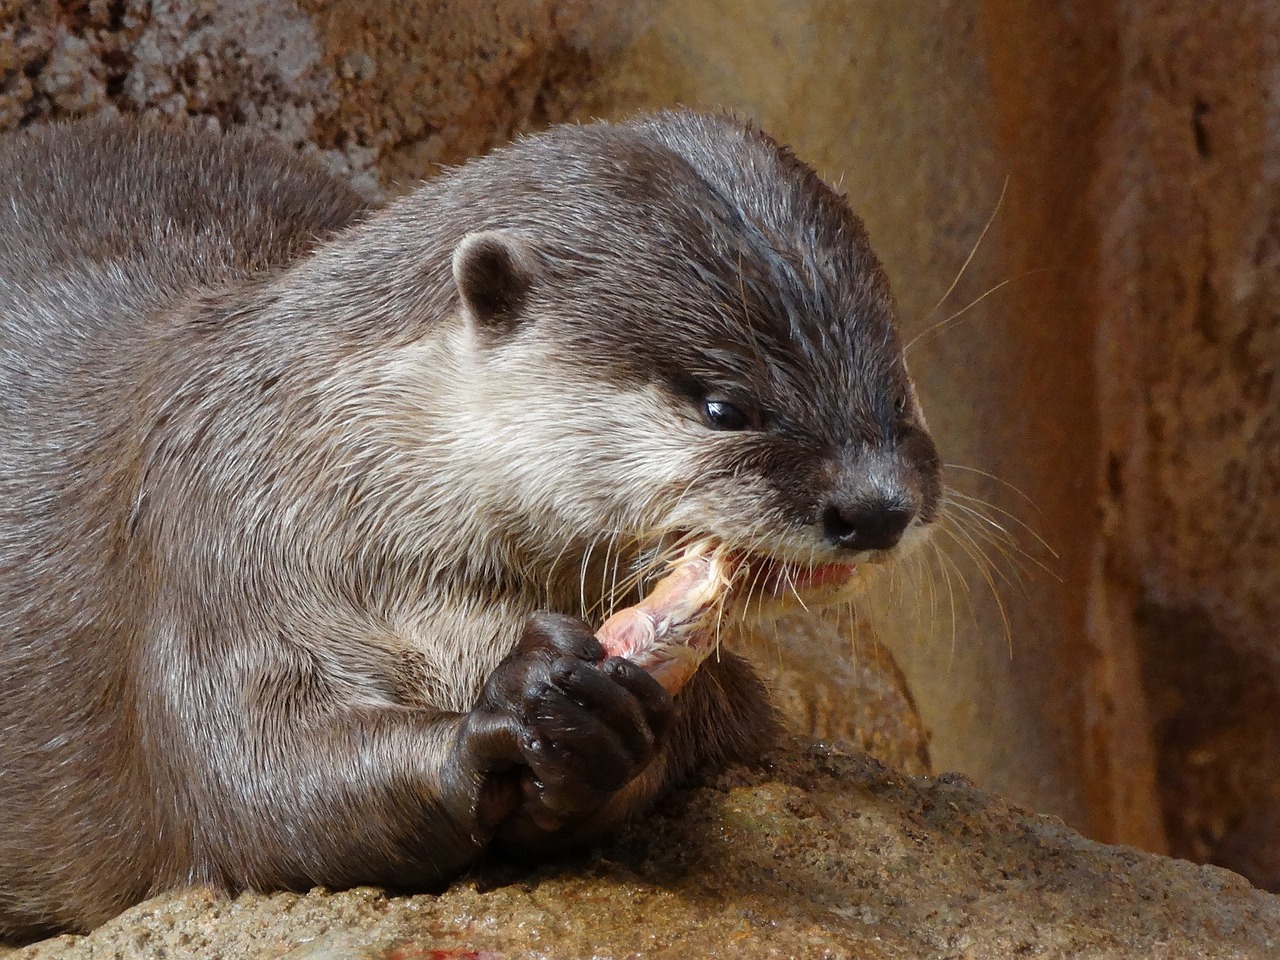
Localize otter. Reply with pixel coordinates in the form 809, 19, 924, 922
0, 111, 940, 938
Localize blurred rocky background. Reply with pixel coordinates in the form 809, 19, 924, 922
4, 0, 1280, 954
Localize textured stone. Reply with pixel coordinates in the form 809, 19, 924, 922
1093, 0, 1280, 891
7, 745, 1279, 959
0, 1, 641, 194
738, 612, 931, 777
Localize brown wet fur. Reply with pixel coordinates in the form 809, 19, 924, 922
0, 112, 937, 938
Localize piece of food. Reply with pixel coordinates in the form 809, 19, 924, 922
596, 545, 733, 694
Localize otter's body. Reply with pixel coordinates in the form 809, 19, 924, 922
0, 114, 938, 937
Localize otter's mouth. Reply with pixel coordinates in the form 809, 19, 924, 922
649, 534, 861, 608
727, 551, 860, 601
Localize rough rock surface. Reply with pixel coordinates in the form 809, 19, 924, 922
6, 743, 1278, 959
1092, 0, 1280, 891
0, 0, 635, 194
738, 612, 932, 776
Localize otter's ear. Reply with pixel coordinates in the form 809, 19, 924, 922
452, 230, 538, 335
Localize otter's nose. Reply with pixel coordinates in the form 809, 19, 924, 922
822, 499, 912, 552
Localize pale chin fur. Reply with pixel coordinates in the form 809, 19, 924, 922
355, 313, 934, 638
362, 319, 709, 588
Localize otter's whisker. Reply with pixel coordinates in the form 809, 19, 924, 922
910, 269, 1058, 354
583, 530, 630, 621
929, 536, 960, 655
906, 176, 1007, 352
543, 532, 579, 608
943, 462, 1044, 515
592, 534, 615, 620
909, 546, 933, 641
602, 533, 632, 619
944, 487, 1060, 568
943, 511, 1018, 592
740, 536, 773, 623
942, 501, 1034, 586
940, 521, 1014, 658
942, 503, 1045, 597
782, 560, 811, 614
578, 532, 606, 622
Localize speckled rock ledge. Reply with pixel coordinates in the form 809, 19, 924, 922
7, 743, 1277, 960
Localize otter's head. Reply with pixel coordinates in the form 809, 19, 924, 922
429, 111, 940, 612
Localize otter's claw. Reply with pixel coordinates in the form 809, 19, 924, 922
462, 611, 672, 835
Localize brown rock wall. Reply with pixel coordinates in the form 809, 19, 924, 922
10, 747, 1280, 960
0, 0, 633, 193
979, 0, 1169, 853
1094, 1, 1280, 889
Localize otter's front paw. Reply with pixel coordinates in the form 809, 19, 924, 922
459, 611, 673, 837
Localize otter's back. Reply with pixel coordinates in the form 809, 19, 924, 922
0, 115, 374, 633
0, 117, 369, 509
0, 116, 370, 587
0, 118, 373, 934
0, 117, 368, 378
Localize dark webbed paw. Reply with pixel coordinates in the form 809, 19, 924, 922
459, 612, 673, 836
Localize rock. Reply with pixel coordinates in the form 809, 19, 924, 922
740, 612, 932, 776
7, 743, 1278, 959
0, 0, 641, 194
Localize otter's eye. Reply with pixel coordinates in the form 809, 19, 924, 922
894, 394, 910, 418
703, 399, 750, 431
